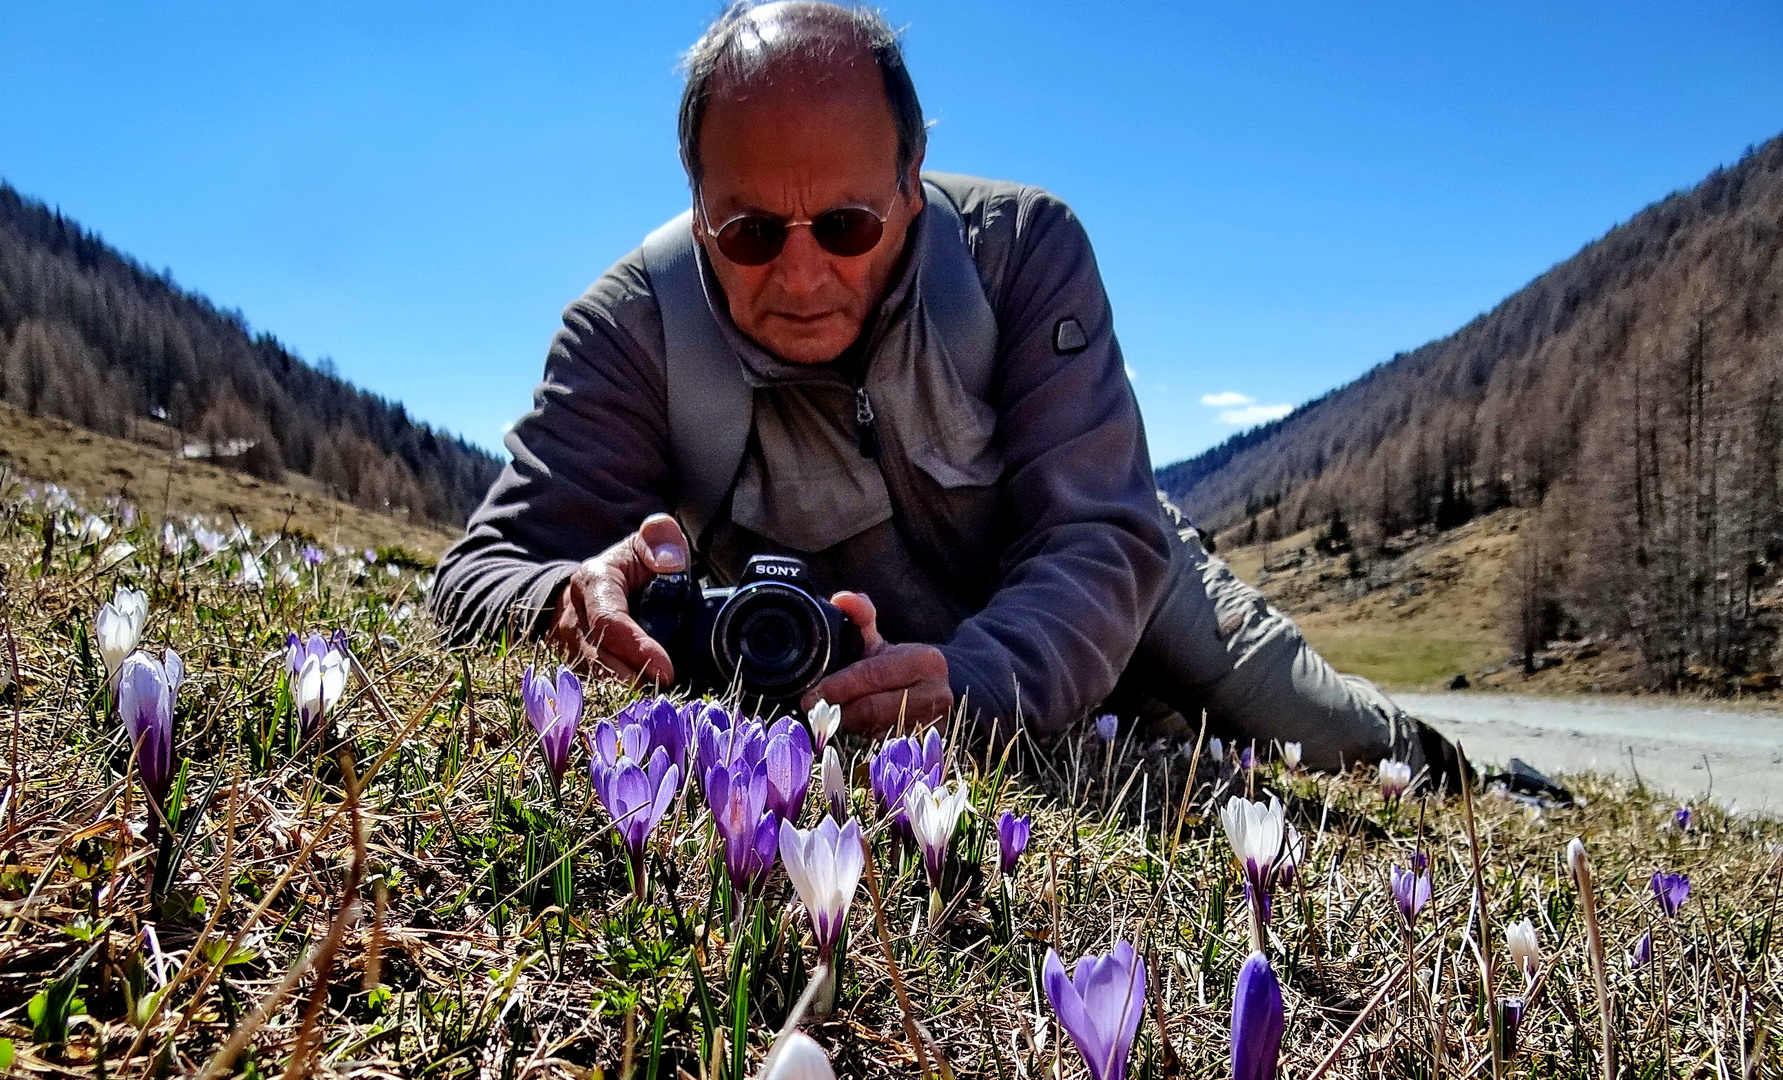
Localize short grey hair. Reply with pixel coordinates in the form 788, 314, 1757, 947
678, 1, 927, 194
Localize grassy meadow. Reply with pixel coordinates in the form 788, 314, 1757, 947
0, 478, 1778, 1078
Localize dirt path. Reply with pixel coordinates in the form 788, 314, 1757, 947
1397, 691, 1783, 814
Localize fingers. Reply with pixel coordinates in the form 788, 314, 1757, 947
838, 683, 953, 736
806, 642, 949, 719
556, 569, 675, 685
828, 590, 885, 653
632, 513, 689, 576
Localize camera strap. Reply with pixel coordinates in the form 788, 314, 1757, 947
639, 179, 1002, 556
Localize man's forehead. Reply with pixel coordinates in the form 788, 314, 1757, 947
698, 57, 901, 207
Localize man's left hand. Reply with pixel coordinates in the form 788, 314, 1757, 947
801, 591, 951, 738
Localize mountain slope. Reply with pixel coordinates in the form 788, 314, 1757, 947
1158, 134, 1783, 539
1157, 133, 1783, 689
0, 181, 503, 526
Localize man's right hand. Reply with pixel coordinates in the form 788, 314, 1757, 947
546, 513, 689, 684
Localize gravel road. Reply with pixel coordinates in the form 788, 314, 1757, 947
1397, 692, 1783, 815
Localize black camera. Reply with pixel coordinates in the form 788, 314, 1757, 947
632, 554, 864, 704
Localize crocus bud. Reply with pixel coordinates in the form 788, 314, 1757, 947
1496, 996, 1526, 1060
96, 585, 149, 679
287, 631, 349, 744
822, 745, 848, 821
1566, 837, 1589, 880
1209, 737, 1224, 763
1281, 741, 1302, 770
1232, 951, 1285, 1080
1276, 825, 1305, 888
1673, 805, 1692, 831
808, 699, 841, 755
1379, 759, 1413, 801
1628, 930, 1653, 970
1504, 919, 1539, 983
905, 779, 970, 892
118, 648, 183, 839
998, 810, 1032, 877
1095, 713, 1119, 743
522, 665, 582, 788
1390, 863, 1432, 927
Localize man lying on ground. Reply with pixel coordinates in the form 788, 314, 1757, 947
429, 0, 1462, 784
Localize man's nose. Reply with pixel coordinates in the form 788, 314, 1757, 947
770, 226, 834, 298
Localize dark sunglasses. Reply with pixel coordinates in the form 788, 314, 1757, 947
698, 193, 889, 266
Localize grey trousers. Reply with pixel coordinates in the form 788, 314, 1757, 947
1113, 516, 1425, 775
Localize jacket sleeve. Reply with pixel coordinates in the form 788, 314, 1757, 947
429, 268, 673, 643
937, 191, 1173, 737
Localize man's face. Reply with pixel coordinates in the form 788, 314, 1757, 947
695, 58, 923, 364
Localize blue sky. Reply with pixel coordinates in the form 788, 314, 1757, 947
3, 1, 1779, 467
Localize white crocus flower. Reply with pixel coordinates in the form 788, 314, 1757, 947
1281, 741, 1303, 769
1220, 794, 1287, 893
904, 778, 971, 897
1505, 919, 1540, 983
778, 815, 864, 1013
758, 1032, 836, 1080
96, 586, 150, 678
808, 698, 842, 754
237, 557, 266, 588
78, 514, 112, 546
292, 642, 349, 742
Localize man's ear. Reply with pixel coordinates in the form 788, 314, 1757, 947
904, 151, 926, 214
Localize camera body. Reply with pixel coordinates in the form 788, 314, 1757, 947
632, 554, 864, 705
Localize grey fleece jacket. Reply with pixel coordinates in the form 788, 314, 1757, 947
430, 173, 1173, 735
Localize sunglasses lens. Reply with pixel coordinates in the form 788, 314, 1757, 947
716, 216, 788, 266
812, 207, 884, 257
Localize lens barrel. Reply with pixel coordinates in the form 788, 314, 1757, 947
710, 581, 832, 700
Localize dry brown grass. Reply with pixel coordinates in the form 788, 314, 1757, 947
0, 493, 1778, 1078
0, 403, 458, 557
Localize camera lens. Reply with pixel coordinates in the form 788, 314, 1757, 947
711, 582, 830, 701
737, 606, 804, 672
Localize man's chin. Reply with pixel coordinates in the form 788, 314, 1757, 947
752, 317, 857, 365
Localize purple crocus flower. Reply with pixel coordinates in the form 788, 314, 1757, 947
592, 745, 679, 895
521, 665, 582, 788
695, 704, 765, 781
1042, 940, 1146, 1080
1497, 996, 1526, 1060
1650, 871, 1689, 917
1094, 713, 1118, 742
118, 649, 183, 840
706, 758, 780, 895
1239, 744, 1256, 771
763, 717, 814, 824
1673, 806, 1692, 831
1231, 951, 1285, 1080
300, 544, 325, 568
614, 695, 693, 769
1629, 930, 1654, 969
868, 729, 944, 833
998, 811, 1032, 877
1390, 863, 1432, 927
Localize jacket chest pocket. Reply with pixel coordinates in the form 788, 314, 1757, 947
728, 386, 895, 554
897, 392, 1007, 597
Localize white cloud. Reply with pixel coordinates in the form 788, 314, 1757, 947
1218, 402, 1294, 426
1200, 391, 1253, 408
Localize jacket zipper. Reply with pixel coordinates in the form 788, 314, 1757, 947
854, 386, 880, 460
